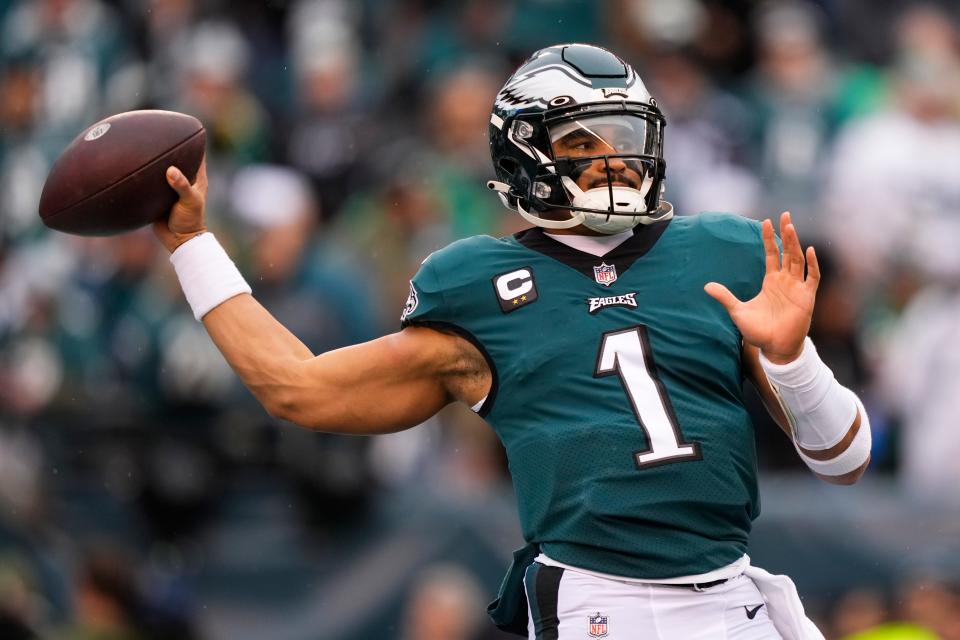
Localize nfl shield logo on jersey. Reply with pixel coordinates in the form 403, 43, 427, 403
588, 612, 609, 637
593, 263, 617, 287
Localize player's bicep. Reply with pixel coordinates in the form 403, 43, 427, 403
274, 326, 466, 434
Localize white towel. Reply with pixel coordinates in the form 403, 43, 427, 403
744, 565, 825, 640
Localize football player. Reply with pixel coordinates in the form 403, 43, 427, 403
156, 44, 870, 640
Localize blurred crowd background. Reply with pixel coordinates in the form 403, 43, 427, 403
1, 0, 960, 638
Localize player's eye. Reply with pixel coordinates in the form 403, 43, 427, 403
559, 138, 599, 155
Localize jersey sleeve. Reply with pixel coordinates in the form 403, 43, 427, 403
399, 254, 448, 328
397, 240, 499, 417
698, 212, 767, 301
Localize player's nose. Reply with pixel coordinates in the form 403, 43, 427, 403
606, 155, 627, 171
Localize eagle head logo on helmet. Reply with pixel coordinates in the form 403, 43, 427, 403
487, 44, 672, 234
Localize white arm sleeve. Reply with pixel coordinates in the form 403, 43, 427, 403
760, 337, 871, 477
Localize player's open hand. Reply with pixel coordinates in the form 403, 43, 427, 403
153, 158, 209, 254
704, 212, 820, 364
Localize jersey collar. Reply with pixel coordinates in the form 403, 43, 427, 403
543, 228, 635, 256
514, 217, 672, 281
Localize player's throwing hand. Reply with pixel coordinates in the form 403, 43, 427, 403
153, 160, 209, 254
704, 211, 820, 364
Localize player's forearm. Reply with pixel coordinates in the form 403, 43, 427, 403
167, 232, 315, 419
201, 297, 454, 432
201, 293, 314, 417
758, 338, 872, 484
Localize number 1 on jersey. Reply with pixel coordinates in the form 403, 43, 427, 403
596, 326, 702, 469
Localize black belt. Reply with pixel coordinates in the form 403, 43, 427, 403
659, 577, 729, 591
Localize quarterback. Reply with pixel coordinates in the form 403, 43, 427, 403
156, 45, 869, 639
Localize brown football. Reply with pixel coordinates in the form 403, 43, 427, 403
39, 110, 206, 236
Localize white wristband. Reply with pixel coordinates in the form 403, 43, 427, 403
170, 232, 251, 321
760, 337, 871, 476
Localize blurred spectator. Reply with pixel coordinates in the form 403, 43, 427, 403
0, 423, 47, 529
369, 403, 509, 497
284, 0, 371, 220
806, 249, 872, 391
895, 578, 960, 640
51, 544, 200, 640
418, 64, 508, 237
332, 165, 453, 329
0, 0, 137, 139
53, 545, 148, 640
373, 0, 514, 104
895, 4, 960, 67
51, 232, 176, 418
137, 0, 199, 108
0, 58, 49, 241
343, 62, 508, 264
646, 47, 758, 216
829, 588, 889, 638
824, 7, 960, 286
174, 21, 271, 166
746, 1, 842, 230
880, 283, 960, 500
607, 0, 755, 78
400, 563, 486, 640
840, 623, 939, 640
0, 554, 44, 639
228, 164, 377, 350
0, 332, 63, 419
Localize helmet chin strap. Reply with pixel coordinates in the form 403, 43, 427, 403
517, 200, 586, 229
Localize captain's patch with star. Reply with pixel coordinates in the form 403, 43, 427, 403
492, 267, 539, 313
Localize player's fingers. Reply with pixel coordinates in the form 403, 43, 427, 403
779, 212, 803, 278
779, 210, 790, 230
195, 158, 208, 194
780, 211, 794, 254
166, 166, 201, 205
704, 282, 742, 313
805, 246, 821, 292
761, 219, 780, 274
166, 166, 191, 194
783, 223, 805, 279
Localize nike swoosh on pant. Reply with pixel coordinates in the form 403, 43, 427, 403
744, 604, 764, 619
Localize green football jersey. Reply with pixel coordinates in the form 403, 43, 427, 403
401, 213, 767, 579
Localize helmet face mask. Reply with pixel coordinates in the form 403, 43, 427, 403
489, 44, 673, 233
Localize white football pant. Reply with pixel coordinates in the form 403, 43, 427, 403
524, 563, 785, 639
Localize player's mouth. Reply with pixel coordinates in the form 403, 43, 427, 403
590, 177, 639, 189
